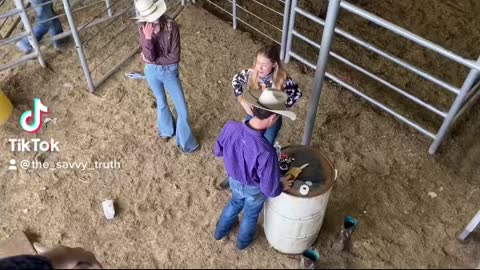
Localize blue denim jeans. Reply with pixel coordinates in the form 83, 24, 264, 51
18, 0, 64, 51
215, 177, 266, 250
145, 63, 199, 153
246, 114, 282, 145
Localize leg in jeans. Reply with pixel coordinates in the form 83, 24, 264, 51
48, 16, 65, 48
17, 0, 60, 53
144, 64, 175, 138
215, 178, 245, 240
39, 0, 64, 46
162, 64, 199, 153
263, 116, 282, 144
38, 0, 66, 48
236, 184, 266, 250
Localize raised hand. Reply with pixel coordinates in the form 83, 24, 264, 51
142, 23, 154, 40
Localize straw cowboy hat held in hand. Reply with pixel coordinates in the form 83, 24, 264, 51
244, 88, 296, 121
134, 0, 167, 23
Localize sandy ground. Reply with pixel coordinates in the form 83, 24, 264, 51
0, 1, 480, 269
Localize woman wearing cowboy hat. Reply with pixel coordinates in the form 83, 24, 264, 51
136, 0, 199, 153
214, 89, 295, 250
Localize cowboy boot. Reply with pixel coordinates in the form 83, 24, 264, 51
332, 216, 358, 252
300, 248, 320, 269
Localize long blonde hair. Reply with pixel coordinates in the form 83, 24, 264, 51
248, 44, 287, 91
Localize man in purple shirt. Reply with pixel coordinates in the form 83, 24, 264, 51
214, 89, 296, 250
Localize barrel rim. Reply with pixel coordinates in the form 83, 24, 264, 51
282, 145, 336, 198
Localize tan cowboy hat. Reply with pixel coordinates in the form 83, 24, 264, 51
134, 0, 167, 23
244, 88, 296, 120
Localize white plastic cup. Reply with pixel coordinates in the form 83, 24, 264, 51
102, 199, 115, 220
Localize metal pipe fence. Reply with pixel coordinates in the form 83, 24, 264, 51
0, 0, 45, 72
0, 0, 121, 72
201, 0, 479, 154
283, 0, 479, 154
204, 0, 289, 53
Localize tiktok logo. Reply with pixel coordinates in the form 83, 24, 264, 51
19, 98, 49, 134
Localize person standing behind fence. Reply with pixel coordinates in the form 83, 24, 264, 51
136, 0, 199, 153
16, 0, 67, 54
217, 44, 302, 190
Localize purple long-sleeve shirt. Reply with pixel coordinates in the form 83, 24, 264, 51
139, 16, 180, 66
215, 120, 283, 198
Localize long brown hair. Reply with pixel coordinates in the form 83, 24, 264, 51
248, 44, 288, 91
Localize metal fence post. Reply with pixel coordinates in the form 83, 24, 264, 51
14, 0, 46, 68
284, 0, 297, 63
232, 0, 237, 30
280, 0, 291, 60
302, 0, 341, 146
62, 0, 95, 93
428, 56, 480, 154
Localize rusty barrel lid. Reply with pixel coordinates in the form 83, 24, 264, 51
281, 145, 335, 198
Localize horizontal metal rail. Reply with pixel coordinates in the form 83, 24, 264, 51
237, 16, 280, 44
85, 15, 135, 58
294, 7, 460, 95
290, 49, 435, 139
251, 0, 283, 16
205, 0, 233, 16
94, 44, 140, 88
35, 13, 63, 25
82, 6, 134, 46
206, 0, 280, 44
35, 0, 105, 25
292, 30, 448, 117
340, 0, 480, 72
0, 8, 20, 21
42, 5, 132, 44
234, 3, 282, 32
0, 52, 39, 72
0, 31, 29, 47
79, 0, 127, 33
90, 23, 137, 71
28, 0, 54, 9
325, 70, 437, 139
288, 50, 437, 139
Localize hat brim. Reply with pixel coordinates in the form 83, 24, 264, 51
135, 1, 167, 23
244, 89, 297, 121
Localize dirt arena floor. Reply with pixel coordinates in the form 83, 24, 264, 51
0, 1, 479, 268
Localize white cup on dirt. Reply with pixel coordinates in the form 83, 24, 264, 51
102, 199, 115, 220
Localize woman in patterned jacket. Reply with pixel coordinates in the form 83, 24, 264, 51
218, 44, 301, 190
232, 44, 302, 144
